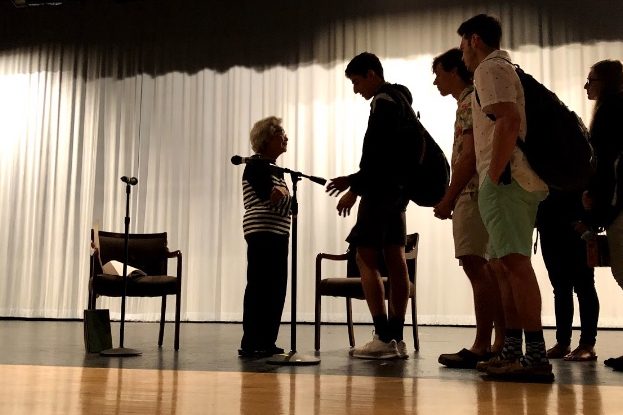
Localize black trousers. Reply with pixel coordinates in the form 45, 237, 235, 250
538, 193, 600, 347
241, 232, 289, 351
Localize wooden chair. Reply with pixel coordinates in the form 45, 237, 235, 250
89, 229, 183, 350
314, 233, 419, 352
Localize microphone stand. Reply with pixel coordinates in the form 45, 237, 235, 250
267, 166, 324, 366
101, 177, 142, 357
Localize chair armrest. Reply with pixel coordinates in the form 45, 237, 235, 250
315, 252, 348, 285
316, 253, 348, 262
166, 249, 183, 283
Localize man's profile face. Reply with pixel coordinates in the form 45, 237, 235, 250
349, 70, 378, 100
460, 35, 478, 72
433, 63, 453, 97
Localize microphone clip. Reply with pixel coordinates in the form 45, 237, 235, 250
121, 176, 138, 186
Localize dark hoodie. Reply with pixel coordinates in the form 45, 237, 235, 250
348, 83, 414, 197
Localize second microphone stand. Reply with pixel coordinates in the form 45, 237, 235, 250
101, 177, 142, 357
267, 167, 324, 366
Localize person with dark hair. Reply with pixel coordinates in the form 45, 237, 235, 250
582, 59, 623, 371
326, 51, 412, 359
458, 14, 553, 382
238, 116, 291, 358
432, 48, 505, 369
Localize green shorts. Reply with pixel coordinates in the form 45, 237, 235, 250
478, 175, 547, 259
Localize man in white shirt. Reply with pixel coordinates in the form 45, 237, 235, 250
458, 14, 552, 382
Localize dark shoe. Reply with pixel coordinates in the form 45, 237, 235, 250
238, 348, 270, 358
238, 344, 285, 358
486, 359, 555, 383
563, 344, 597, 362
546, 343, 571, 359
270, 346, 285, 355
438, 348, 492, 369
608, 356, 623, 371
604, 355, 623, 368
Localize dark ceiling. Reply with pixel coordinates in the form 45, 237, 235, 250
0, 0, 621, 75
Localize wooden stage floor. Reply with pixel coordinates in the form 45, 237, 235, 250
0, 320, 622, 414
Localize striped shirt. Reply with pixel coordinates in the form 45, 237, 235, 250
242, 159, 292, 237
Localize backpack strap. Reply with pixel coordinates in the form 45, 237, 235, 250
472, 88, 513, 185
381, 86, 427, 165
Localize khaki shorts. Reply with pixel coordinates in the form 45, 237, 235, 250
452, 192, 488, 259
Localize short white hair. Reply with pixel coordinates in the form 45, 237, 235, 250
249, 116, 282, 153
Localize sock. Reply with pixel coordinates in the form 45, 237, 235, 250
500, 328, 523, 360
523, 330, 549, 366
387, 317, 404, 342
373, 314, 390, 342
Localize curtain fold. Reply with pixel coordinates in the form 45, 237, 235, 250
1, 3, 622, 326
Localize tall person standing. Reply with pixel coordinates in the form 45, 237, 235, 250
432, 48, 505, 369
239, 116, 292, 358
327, 52, 412, 360
458, 14, 552, 382
582, 59, 623, 371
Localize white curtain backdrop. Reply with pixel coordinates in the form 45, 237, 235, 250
1, 1, 623, 327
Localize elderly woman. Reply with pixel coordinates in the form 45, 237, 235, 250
238, 116, 292, 358
582, 59, 623, 371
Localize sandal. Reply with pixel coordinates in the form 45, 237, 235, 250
563, 344, 597, 362
438, 348, 491, 369
546, 343, 571, 359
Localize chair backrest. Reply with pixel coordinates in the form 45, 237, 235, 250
92, 229, 168, 276
345, 232, 419, 283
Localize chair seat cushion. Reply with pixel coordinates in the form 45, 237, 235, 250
92, 274, 178, 297
319, 277, 414, 299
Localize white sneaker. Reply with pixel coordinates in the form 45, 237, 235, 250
396, 340, 409, 359
350, 335, 400, 360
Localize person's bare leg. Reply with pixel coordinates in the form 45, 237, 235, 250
489, 258, 521, 330
383, 245, 409, 320
487, 259, 507, 353
500, 253, 542, 331
356, 247, 386, 317
461, 255, 493, 355
500, 253, 549, 368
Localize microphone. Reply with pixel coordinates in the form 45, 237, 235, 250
121, 176, 138, 185
231, 155, 270, 165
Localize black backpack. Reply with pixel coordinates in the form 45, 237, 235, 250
477, 60, 594, 192
384, 87, 450, 207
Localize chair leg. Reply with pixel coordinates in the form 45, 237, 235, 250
411, 295, 419, 352
174, 292, 181, 351
88, 289, 95, 310
346, 298, 355, 348
314, 292, 321, 351
158, 296, 167, 347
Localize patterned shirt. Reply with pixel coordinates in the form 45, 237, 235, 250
452, 85, 479, 194
472, 50, 548, 192
242, 158, 292, 237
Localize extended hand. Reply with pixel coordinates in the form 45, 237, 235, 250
433, 197, 453, 220
337, 191, 357, 217
326, 176, 350, 197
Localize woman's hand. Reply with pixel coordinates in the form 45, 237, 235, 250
336, 191, 358, 217
270, 186, 289, 204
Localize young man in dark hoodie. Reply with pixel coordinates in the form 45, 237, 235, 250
327, 52, 412, 359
